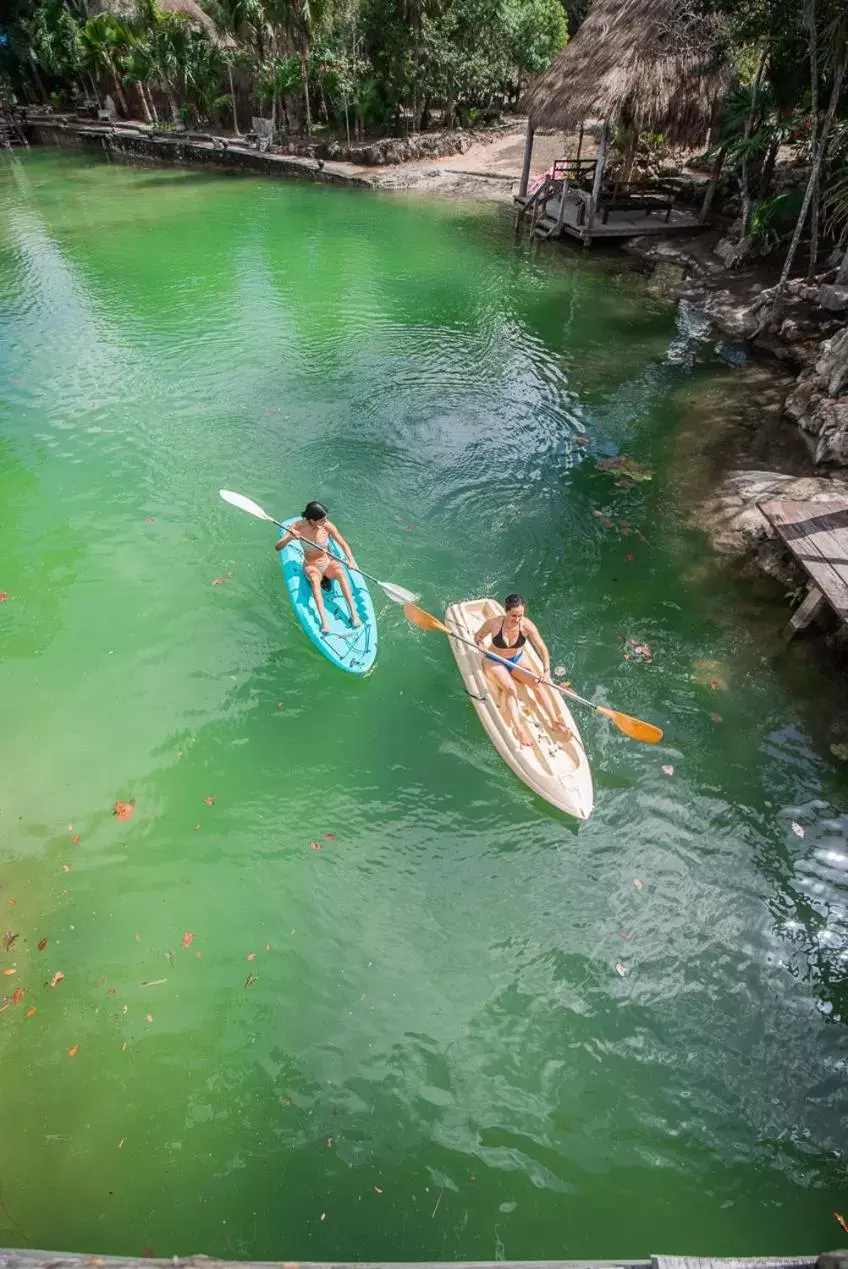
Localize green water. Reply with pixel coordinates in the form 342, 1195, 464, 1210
2, 149, 847, 1261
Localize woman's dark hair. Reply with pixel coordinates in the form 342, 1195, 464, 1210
504, 593, 526, 610
302, 500, 328, 521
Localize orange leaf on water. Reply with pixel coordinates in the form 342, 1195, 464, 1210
145, 517, 155, 525
50, 971, 64, 988
0, 592, 8, 602
202, 795, 216, 806
38, 938, 47, 951
834, 1213, 848, 1235
68, 1043, 79, 1057
310, 840, 322, 851
26, 1006, 36, 1018
113, 800, 135, 822
182, 932, 193, 948
324, 833, 336, 842
7, 898, 16, 906
3, 968, 15, 976
2, 932, 18, 952
12, 988, 24, 1004
72, 835, 80, 845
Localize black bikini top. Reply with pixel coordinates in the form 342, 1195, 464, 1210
492, 618, 526, 650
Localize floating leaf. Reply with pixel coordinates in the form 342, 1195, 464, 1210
202, 795, 216, 806
7, 898, 16, 906
625, 553, 634, 563
145, 517, 155, 525
113, 799, 135, 822
181, 932, 193, 949
276, 701, 285, 708
554, 666, 566, 678
829, 742, 848, 761
68, 1043, 79, 1057
26, 1006, 36, 1018
12, 987, 24, 1005
710, 713, 724, 723
121, 1040, 128, 1051
2, 932, 18, 952
38, 938, 47, 951
596, 455, 654, 482
140, 978, 167, 988
212, 571, 232, 586
3, 968, 15, 976
632, 879, 644, 891
618, 929, 631, 940
324, 832, 336, 842
0, 592, 8, 602
265, 943, 271, 951
310, 840, 322, 851
834, 1212, 848, 1236
245, 973, 257, 988
662, 765, 674, 776
146, 1014, 153, 1023
194, 824, 200, 831
576, 434, 590, 445
792, 822, 805, 838
50, 971, 64, 988
72, 834, 80, 845
710, 679, 721, 691
325, 1136, 333, 1148
247, 953, 256, 961
615, 961, 628, 977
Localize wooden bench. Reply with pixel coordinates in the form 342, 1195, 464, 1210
759, 498, 848, 637
599, 190, 675, 224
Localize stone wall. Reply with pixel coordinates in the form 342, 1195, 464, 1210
28, 121, 375, 189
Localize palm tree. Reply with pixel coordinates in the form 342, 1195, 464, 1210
80, 13, 133, 114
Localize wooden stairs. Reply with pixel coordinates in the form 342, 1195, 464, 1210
0, 104, 29, 149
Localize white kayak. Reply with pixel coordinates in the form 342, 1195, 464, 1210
445, 598, 594, 821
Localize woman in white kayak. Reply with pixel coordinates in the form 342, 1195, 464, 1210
474, 593, 572, 748
274, 501, 361, 635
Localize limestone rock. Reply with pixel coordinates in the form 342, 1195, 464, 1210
694, 469, 848, 556
812, 397, 848, 464
818, 284, 848, 312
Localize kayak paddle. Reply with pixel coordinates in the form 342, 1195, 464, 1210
219, 489, 420, 605
404, 603, 664, 745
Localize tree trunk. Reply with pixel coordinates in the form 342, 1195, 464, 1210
167, 89, 180, 124
758, 139, 779, 199
137, 82, 152, 123
300, 47, 311, 134
88, 73, 102, 106
806, 0, 820, 278
109, 63, 128, 114
700, 145, 726, 222
780, 52, 846, 288
343, 96, 350, 146
228, 63, 241, 135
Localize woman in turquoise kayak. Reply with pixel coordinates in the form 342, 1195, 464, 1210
474, 593, 572, 746
274, 501, 361, 635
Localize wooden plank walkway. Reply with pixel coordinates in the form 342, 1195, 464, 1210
0, 1254, 820, 1269
759, 498, 848, 635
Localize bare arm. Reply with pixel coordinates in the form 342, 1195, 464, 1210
326, 520, 356, 566
474, 617, 497, 648
274, 519, 303, 552
525, 620, 553, 678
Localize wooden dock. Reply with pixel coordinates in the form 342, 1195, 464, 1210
515, 190, 703, 244
759, 498, 848, 636
0, 1252, 823, 1269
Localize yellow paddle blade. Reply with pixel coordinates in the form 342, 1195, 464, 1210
597, 706, 663, 744
404, 603, 450, 635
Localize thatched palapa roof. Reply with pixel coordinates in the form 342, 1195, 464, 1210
523, 0, 732, 145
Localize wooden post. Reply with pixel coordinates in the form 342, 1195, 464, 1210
575, 121, 584, 165
518, 119, 535, 197
784, 583, 827, 639
585, 119, 608, 236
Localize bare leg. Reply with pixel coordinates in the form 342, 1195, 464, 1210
327, 562, 361, 627
484, 662, 533, 747
304, 566, 330, 633
532, 683, 573, 740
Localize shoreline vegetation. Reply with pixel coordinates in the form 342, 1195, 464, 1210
4, 0, 848, 682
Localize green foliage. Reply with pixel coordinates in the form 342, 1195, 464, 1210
749, 190, 803, 247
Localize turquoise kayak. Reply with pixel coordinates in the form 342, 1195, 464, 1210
277, 518, 378, 675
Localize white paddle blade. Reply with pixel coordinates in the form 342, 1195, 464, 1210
219, 489, 275, 522
378, 580, 420, 605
